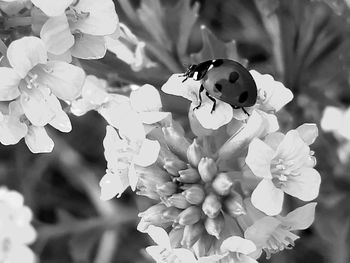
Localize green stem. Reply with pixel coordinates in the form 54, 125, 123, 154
0, 38, 7, 56
5, 16, 32, 29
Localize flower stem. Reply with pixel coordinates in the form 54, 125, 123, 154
0, 38, 7, 56
5, 16, 32, 29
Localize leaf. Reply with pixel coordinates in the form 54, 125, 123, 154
190, 26, 248, 66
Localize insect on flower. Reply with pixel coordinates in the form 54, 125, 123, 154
182, 59, 257, 115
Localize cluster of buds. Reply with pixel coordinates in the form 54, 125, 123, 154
101, 69, 321, 262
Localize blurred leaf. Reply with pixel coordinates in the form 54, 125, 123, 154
69, 228, 102, 263
312, 0, 350, 15
190, 26, 248, 66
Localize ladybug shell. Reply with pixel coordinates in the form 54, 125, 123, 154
201, 60, 257, 108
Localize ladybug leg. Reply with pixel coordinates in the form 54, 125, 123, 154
194, 85, 205, 110
205, 91, 217, 113
241, 107, 250, 116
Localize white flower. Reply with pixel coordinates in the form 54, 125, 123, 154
245, 124, 320, 215
99, 125, 160, 200
32, 0, 119, 61
244, 203, 317, 258
144, 226, 222, 263
0, 187, 36, 263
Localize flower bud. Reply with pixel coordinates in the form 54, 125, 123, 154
182, 185, 205, 205
223, 192, 246, 217
204, 212, 224, 239
198, 157, 218, 182
163, 126, 190, 160
187, 139, 205, 167
169, 227, 184, 248
138, 203, 167, 220
178, 167, 200, 183
212, 172, 233, 196
181, 222, 205, 248
163, 158, 187, 176
156, 182, 177, 196
162, 207, 182, 221
167, 193, 191, 209
177, 206, 202, 225
202, 194, 222, 218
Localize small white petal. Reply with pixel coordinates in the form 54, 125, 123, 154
40, 15, 74, 55
0, 67, 21, 100
31, 0, 73, 16
133, 139, 160, 167
283, 167, 321, 201
296, 123, 318, 145
245, 138, 274, 179
130, 84, 162, 112
221, 236, 257, 255
36, 61, 85, 101
25, 126, 54, 153
47, 95, 72, 132
7, 36, 47, 78
251, 179, 284, 216
145, 246, 167, 262
71, 34, 106, 59
6, 244, 36, 263
146, 225, 172, 250
281, 202, 317, 230
99, 170, 127, 200
0, 114, 27, 145
81, 75, 110, 105
173, 248, 198, 263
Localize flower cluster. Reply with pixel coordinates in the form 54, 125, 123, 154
0, 0, 119, 153
0, 187, 36, 263
100, 69, 321, 262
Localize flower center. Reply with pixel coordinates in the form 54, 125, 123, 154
270, 158, 299, 188
24, 72, 39, 90
263, 227, 299, 259
66, 7, 90, 23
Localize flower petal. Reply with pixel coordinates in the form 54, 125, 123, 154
25, 125, 54, 153
81, 75, 110, 104
146, 225, 172, 249
0, 67, 21, 100
245, 138, 274, 179
244, 216, 281, 248
7, 36, 47, 78
320, 106, 343, 132
70, 98, 95, 116
280, 202, 317, 231
133, 139, 160, 167
6, 244, 35, 263
296, 123, 318, 146
130, 84, 162, 112
35, 61, 85, 101
71, 34, 106, 59
194, 100, 233, 129
99, 170, 128, 200
31, 0, 73, 16
47, 95, 72, 132
145, 246, 167, 263
251, 179, 284, 215
173, 248, 198, 263
20, 87, 55, 126
40, 15, 74, 55
69, 0, 118, 35
283, 167, 321, 201
221, 236, 257, 255
161, 73, 201, 102
0, 113, 27, 145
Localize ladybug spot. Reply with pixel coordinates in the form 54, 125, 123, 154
213, 59, 224, 67
229, 72, 239, 83
214, 83, 222, 92
238, 91, 249, 103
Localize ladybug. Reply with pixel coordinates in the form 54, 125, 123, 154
182, 59, 257, 115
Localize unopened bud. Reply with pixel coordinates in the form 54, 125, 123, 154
198, 157, 218, 182
163, 158, 187, 176
178, 167, 200, 183
162, 207, 182, 220
202, 194, 222, 218
177, 206, 202, 225
156, 182, 177, 196
181, 222, 204, 248
138, 203, 167, 220
169, 227, 184, 248
212, 172, 233, 196
167, 193, 191, 209
187, 139, 205, 167
182, 185, 205, 205
162, 126, 190, 160
204, 212, 225, 239
223, 193, 246, 217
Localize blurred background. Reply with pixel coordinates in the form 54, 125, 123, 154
1, 0, 350, 262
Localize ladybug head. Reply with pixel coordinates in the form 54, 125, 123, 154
183, 64, 197, 78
